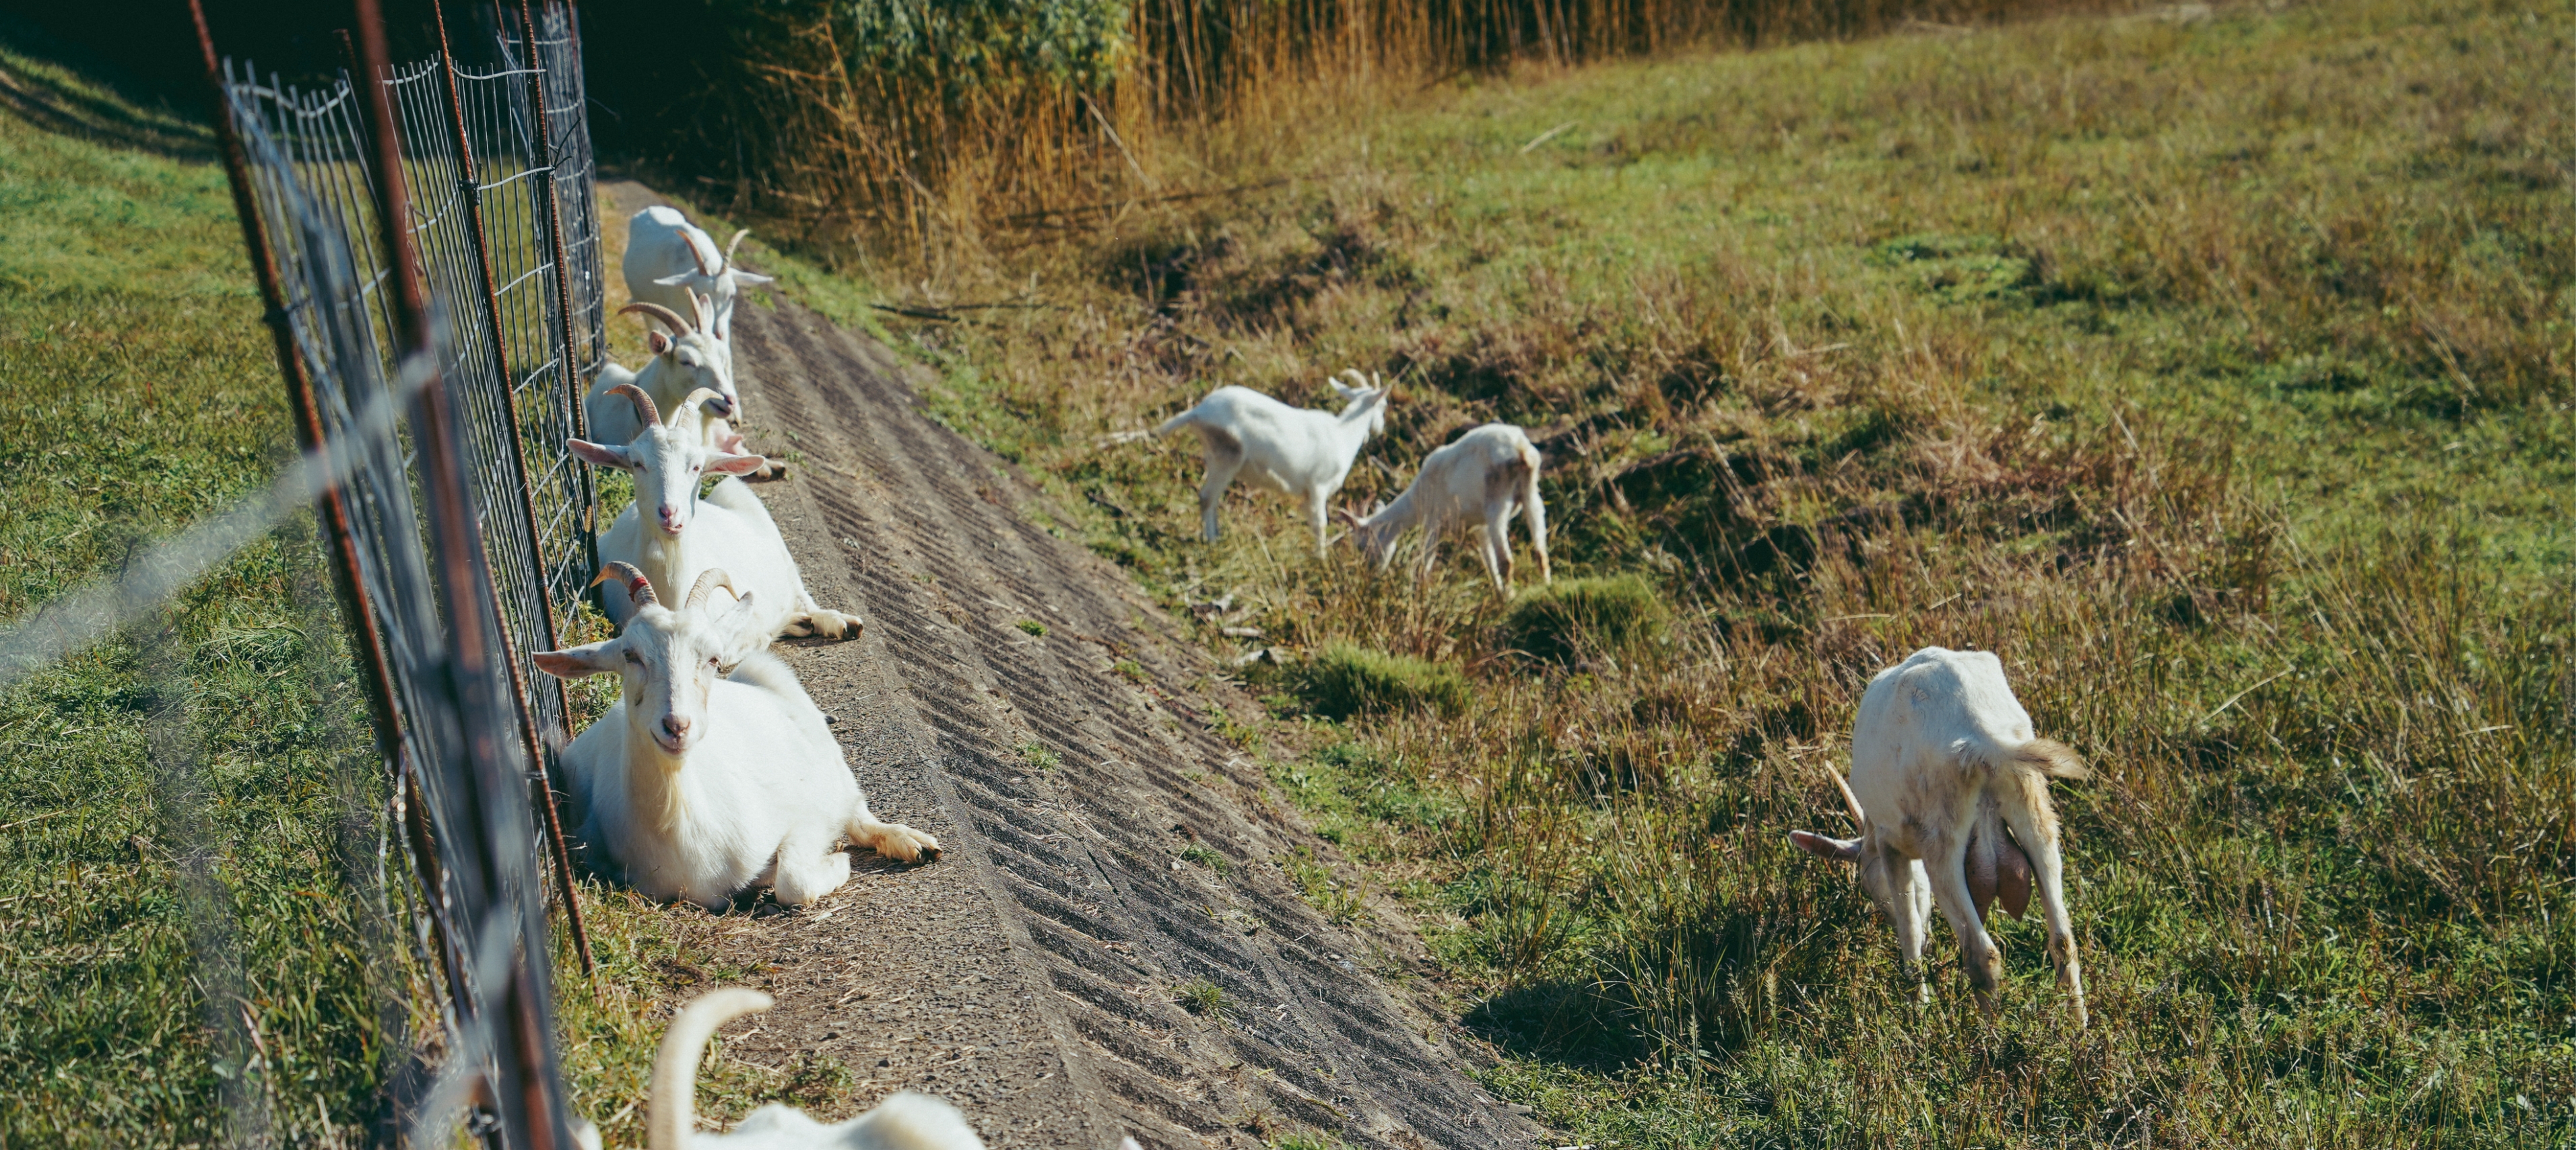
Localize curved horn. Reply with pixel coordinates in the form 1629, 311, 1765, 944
686, 228, 721, 276
684, 568, 737, 611
672, 387, 726, 426
1825, 764, 1866, 828
618, 300, 695, 337
603, 382, 660, 428
723, 228, 751, 266
589, 561, 658, 606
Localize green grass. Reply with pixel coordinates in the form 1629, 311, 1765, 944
1503, 574, 1670, 663
1294, 642, 1472, 719
853, 0, 2576, 1143
0, 28, 825, 1147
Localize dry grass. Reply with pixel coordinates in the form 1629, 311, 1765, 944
834, 0, 2576, 1141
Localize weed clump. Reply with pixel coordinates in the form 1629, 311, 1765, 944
1294, 643, 1467, 719
1504, 576, 1669, 663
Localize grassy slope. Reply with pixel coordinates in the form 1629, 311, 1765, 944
873, 0, 2576, 1144
0, 32, 416, 1143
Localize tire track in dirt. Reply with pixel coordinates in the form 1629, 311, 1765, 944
601, 182, 1541, 1150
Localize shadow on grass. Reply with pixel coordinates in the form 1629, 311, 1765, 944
0, 16, 216, 162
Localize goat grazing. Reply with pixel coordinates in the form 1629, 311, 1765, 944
585, 292, 742, 451
574, 384, 861, 643
642, 987, 985, 1149
1150, 369, 1390, 555
1336, 421, 1550, 597
535, 565, 938, 910
625, 205, 774, 348
1788, 646, 2091, 1026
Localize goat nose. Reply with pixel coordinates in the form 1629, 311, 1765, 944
657, 505, 683, 531
662, 714, 690, 740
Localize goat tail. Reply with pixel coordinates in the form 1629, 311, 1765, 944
2005, 737, 2092, 781
649, 987, 774, 1150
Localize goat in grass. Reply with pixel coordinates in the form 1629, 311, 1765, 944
1789, 646, 2091, 1026
1140, 369, 1390, 555
1337, 421, 1550, 597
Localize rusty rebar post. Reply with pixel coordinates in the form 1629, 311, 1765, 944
428, 0, 594, 979
352, 1, 570, 1145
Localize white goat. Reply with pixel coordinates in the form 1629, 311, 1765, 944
1789, 646, 2091, 1026
574, 384, 860, 643
1336, 421, 1550, 597
1150, 369, 1390, 555
642, 988, 984, 1150
585, 293, 744, 452
625, 205, 774, 349
535, 565, 938, 910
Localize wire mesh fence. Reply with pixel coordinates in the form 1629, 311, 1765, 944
193, 0, 607, 1142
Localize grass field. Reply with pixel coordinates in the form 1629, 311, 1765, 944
865, 0, 2576, 1143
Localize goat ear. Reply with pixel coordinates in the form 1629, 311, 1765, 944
651, 271, 697, 288
532, 642, 618, 679
568, 439, 638, 471
706, 452, 767, 477
647, 331, 674, 356
731, 270, 775, 285
1788, 830, 1863, 864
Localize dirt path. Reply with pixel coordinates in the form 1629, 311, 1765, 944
598, 182, 1543, 1150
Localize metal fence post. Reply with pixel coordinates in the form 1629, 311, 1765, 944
427, 0, 595, 980
352, 1, 574, 1145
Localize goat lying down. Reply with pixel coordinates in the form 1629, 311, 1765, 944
641, 988, 985, 1149
587, 292, 782, 480
1144, 369, 1391, 555
575, 384, 861, 644
625, 205, 774, 349
1337, 421, 1550, 597
535, 564, 937, 909
1789, 646, 2091, 1026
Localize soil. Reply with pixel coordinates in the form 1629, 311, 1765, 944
596, 182, 1546, 1150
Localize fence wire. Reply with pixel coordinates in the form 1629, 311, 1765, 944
207, 2, 605, 1142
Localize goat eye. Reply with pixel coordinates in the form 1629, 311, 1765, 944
622, 650, 640, 665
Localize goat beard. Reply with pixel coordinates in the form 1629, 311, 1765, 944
1964, 795, 2034, 921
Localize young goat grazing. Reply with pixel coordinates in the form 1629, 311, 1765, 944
587, 292, 738, 448
576, 384, 861, 643
536, 566, 938, 910
625, 205, 774, 349
1148, 369, 1390, 555
1789, 646, 2092, 1026
645, 988, 985, 1149
1336, 421, 1550, 597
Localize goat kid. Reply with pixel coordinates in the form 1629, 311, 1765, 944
642, 988, 984, 1149
1788, 646, 2091, 1027
1151, 369, 1390, 555
536, 566, 937, 910
625, 205, 774, 349
1336, 421, 1550, 597
575, 384, 861, 644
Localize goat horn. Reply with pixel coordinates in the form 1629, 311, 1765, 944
688, 230, 722, 276
603, 382, 661, 429
684, 568, 737, 611
1826, 764, 1866, 828
673, 387, 725, 426
688, 289, 717, 334
724, 228, 751, 265
618, 301, 694, 337
589, 561, 657, 605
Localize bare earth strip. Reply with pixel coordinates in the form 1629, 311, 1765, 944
599, 182, 1543, 1150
